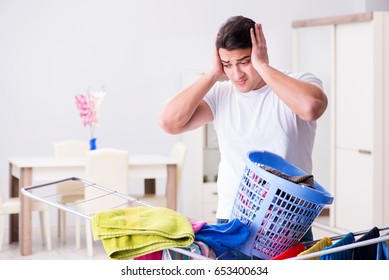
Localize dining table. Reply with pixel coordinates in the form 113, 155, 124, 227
7, 154, 178, 256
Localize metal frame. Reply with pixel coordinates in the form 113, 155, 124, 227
21, 177, 211, 260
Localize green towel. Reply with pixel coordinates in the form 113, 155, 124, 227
91, 206, 195, 260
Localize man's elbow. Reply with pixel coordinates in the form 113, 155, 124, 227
301, 99, 328, 122
157, 114, 182, 135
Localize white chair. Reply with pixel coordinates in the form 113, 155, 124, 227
0, 182, 52, 251
140, 142, 187, 208
54, 139, 89, 243
75, 148, 129, 256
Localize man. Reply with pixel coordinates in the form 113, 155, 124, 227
158, 16, 327, 243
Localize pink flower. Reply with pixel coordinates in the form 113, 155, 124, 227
75, 87, 106, 138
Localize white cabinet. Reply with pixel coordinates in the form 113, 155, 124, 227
292, 12, 389, 233
201, 182, 218, 223
335, 22, 374, 151
334, 20, 376, 231
181, 123, 220, 223
202, 123, 220, 223
180, 73, 220, 223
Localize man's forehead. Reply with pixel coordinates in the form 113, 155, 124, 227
218, 48, 251, 63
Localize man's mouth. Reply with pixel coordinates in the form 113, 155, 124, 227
235, 79, 246, 86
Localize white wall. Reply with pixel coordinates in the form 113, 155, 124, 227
0, 0, 378, 222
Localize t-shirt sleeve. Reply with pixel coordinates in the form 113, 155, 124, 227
292, 72, 324, 90
203, 83, 221, 118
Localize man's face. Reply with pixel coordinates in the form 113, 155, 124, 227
218, 48, 264, 93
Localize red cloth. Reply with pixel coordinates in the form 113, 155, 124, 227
271, 243, 305, 260
134, 250, 163, 260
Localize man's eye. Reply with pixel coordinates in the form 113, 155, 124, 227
223, 64, 231, 68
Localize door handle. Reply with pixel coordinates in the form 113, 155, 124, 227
358, 149, 372, 155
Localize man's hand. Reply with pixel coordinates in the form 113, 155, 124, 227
210, 34, 227, 81
250, 23, 269, 71
250, 23, 327, 122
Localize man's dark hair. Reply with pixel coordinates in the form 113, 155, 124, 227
216, 16, 256, 50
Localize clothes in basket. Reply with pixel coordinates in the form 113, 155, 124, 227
230, 150, 334, 259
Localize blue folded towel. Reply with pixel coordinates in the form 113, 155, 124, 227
194, 218, 250, 257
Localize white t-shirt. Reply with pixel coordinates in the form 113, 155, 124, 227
203, 71, 323, 219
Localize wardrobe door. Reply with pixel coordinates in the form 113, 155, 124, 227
335, 21, 373, 151
335, 149, 373, 231
334, 21, 374, 231
384, 14, 389, 226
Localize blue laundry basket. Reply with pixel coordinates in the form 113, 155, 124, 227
230, 150, 334, 259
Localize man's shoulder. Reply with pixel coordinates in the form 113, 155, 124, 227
208, 80, 235, 96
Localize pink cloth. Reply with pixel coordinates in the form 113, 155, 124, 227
191, 220, 207, 233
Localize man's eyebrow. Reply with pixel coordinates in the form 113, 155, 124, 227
221, 55, 251, 64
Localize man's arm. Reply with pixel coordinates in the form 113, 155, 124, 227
250, 23, 327, 122
158, 46, 224, 134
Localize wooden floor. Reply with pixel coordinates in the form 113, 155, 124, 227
0, 225, 109, 260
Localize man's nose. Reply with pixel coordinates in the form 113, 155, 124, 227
232, 65, 244, 79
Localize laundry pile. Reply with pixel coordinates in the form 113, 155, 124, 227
91, 206, 250, 260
